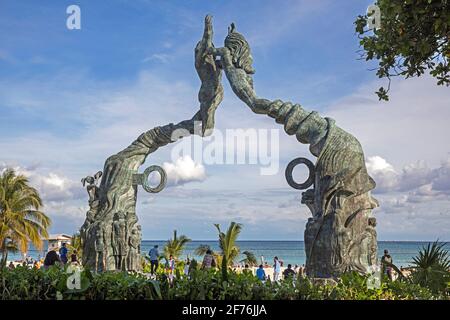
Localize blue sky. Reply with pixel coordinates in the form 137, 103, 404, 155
1, 0, 449, 241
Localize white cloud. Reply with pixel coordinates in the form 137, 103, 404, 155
366, 155, 450, 198
142, 53, 172, 64
0, 162, 83, 205
162, 155, 206, 186
366, 156, 395, 173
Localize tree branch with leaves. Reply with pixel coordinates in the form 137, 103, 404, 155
355, 0, 449, 101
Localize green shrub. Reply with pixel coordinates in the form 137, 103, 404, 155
0, 266, 446, 300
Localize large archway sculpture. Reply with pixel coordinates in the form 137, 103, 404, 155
80, 16, 379, 278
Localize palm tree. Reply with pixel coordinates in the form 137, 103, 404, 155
69, 232, 83, 259
194, 244, 213, 256
214, 222, 242, 280
162, 230, 191, 260
410, 241, 450, 294
240, 250, 257, 267
0, 168, 51, 268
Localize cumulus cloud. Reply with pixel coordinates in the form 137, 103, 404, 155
162, 155, 206, 186
0, 162, 84, 204
0, 161, 88, 234
366, 156, 450, 197
432, 159, 450, 192
366, 156, 398, 192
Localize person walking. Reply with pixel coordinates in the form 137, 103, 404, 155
59, 243, 68, 265
148, 245, 160, 275
273, 256, 281, 282
381, 249, 394, 280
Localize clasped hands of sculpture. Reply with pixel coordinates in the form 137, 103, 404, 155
81, 16, 379, 278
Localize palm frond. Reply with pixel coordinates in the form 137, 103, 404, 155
162, 230, 191, 259
240, 250, 257, 266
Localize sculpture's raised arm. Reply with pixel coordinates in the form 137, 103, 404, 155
193, 15, 224, 136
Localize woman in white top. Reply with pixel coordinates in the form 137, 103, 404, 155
273, 256, 281, 282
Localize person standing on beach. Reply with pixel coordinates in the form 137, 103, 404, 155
201, 249, 216, 269
71, 250, 79, 265
148, 245, 159, 275
59, 243, 68, 265
8, 261, 15, 269
167, 255, 175, 285
43, 250, 61, 269
381, 249, 394, 280
184, 259, 190, 277
299, 264, 306, 277
243, 264, 252, 275
273, 256, 281, 282
283, 264, 296, 280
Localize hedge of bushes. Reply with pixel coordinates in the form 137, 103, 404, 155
0, 265, 446, 300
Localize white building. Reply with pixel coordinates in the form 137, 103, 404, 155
46, 234, 72, 251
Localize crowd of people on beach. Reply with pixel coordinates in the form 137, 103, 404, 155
146, 245, 307, 284
145, 245, 416, 284
7, 242, 79, 270
8, 243, 410, 284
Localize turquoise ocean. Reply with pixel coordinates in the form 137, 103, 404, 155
9, 241, 450, 267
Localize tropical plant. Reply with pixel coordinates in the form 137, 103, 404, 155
410, 241, 450, 294
214, 222, 242, 280
194, 244, 214, 256
240, 251, 257, 267
0, 168, 51, 269
162, 230, 191, 260
0, 266, 444, 300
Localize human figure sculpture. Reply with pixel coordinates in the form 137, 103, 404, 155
80, 171, 102, 250
94, 227, 105, 272
208, 21, 379, 278
112, 211, 127, 270
128, 226, 141, 271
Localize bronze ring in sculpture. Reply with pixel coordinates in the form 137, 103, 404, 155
285, 157, 315, 190
132, 165, 167, 193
